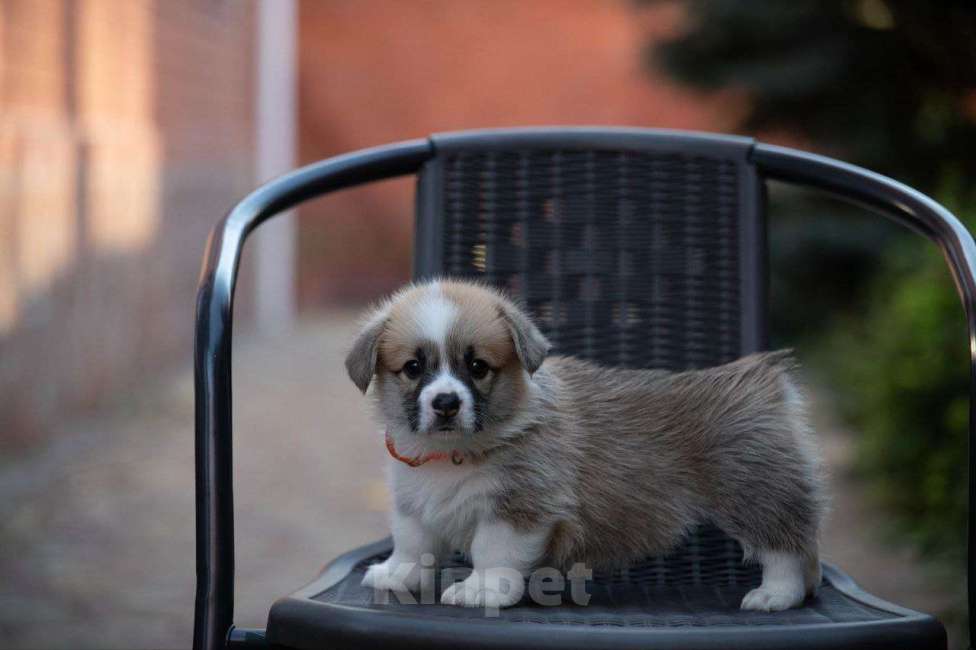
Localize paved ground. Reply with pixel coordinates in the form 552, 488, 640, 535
0, 313, 961, 649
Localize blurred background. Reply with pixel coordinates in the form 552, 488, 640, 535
1, 1, 974, 648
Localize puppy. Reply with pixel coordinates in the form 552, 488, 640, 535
346, 279, 825, 611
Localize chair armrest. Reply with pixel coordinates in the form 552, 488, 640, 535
193, 139, 433, 650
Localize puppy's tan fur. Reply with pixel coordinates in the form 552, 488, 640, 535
347, 279, 826, 611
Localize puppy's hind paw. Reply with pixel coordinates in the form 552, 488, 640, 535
740, 586, 804, 612
440, 572, 524, 609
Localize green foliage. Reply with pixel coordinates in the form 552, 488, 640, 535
823, 184, 974, 561
766, 187, 898, 347
646, 0, 976, 188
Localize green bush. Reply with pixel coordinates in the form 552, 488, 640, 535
821, 183, 974, 563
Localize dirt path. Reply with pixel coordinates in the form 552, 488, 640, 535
0, 313, 960, 649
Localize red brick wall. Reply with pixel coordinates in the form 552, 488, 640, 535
0, 0, 255, 447
296, 0, 741, 306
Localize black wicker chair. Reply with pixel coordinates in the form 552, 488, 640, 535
194, 128, 976, 650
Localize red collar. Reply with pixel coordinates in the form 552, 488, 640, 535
385, 430, 465, 467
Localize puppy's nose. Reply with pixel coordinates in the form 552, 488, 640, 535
432, 392, 461, 418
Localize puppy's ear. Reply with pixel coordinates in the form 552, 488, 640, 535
499, 302, 550, 375
345, 309, 388, 393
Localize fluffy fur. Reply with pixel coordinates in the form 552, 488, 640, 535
346, 279, 826, 611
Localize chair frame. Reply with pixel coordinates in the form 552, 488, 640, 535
192, 128, 976, 650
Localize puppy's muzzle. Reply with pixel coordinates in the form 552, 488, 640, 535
432, 392, 461, 419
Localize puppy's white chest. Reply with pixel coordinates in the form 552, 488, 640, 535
392, 461, 499, 549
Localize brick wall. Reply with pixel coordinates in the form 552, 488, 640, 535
0, 0, 256, 446
296, 0, 739, 306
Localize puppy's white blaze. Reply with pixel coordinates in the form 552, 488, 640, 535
740, 550, 807, 611
413, 282, 457, 345
411, 283, 477, 433
418, 371, 475, 432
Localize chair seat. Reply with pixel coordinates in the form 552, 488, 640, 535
267, 535, 945, 650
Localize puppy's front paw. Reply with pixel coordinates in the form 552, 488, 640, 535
740, 586, 804, 612
361, 558, 421, 592
440, 571, 524, 609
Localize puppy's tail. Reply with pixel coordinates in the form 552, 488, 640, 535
741, 348, 799, 372
716, 349, 800, 393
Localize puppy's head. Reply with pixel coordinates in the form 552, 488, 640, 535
345, 280, 549, 442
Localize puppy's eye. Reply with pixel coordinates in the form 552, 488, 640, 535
401, 360, 423, 379
468, 358, 490, 380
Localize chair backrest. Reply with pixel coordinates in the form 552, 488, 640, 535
415, 128, 766, 370
411, 128, 767, 584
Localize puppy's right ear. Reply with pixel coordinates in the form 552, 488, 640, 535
345, 309, 388, 393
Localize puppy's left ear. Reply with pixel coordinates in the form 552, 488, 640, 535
499, 302, 550, 375
345, 309, 388, 393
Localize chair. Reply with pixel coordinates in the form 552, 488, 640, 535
194, 128, 975, 650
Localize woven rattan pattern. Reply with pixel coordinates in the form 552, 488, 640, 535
440, 149, 742, 370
